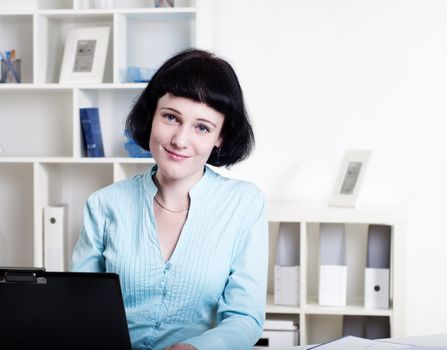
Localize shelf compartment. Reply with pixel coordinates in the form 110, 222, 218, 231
0, 15, 33, 83
306, 222, 392, 308
35, 13, 114, 84
76, 87, 144, 158
113, 161, 153, 182
114, 10, 195, 83
305, 314, 344, 345
305, 314, 391, 345
0, 90, 72, 157
0, 163, 34, 267
35, 162, 113, 269
266, 294, 301, 314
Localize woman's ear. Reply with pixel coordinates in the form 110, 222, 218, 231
215, 136, 223, 149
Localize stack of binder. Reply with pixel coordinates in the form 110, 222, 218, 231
274, 222, 300, 306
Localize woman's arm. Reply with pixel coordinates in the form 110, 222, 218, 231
181, 193, 268, 350
71, 194, 106, 272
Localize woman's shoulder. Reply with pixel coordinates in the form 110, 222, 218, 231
208, 167, 265, 201
86, 173, 144, 205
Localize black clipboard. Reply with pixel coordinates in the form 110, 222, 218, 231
0, 268, 131, 350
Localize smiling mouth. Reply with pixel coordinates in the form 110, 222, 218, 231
164, 148, 190, 160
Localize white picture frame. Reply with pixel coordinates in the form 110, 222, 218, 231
59, 27, 110, 84
329, 150, 373, 208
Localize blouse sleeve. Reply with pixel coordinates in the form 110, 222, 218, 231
71, 194, 106, 273
183, 192, 269, 350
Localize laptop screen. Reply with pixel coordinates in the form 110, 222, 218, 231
0, 268, 131, 350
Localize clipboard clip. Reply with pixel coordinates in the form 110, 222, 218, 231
0, 267, 47, 284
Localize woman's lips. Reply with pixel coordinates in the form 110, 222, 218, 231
164, 148, 190, 160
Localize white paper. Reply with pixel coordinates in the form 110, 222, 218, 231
308, 336, 424, 350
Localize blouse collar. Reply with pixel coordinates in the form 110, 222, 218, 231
143, 164, 215, 200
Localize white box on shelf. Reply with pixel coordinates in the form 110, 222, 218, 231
256, 320, 299, 347
365, 268, 390, 309
319, 223, 347, 307
274, 265, 300, 306
43, 205, 67, 272
319, 264, 348, 306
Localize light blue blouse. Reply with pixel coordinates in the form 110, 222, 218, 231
71, 165, 268, 350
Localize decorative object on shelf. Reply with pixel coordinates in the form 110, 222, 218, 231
124, 131, 152, 158
365, 224, 391, 309
155, 0, 174, 7
119, 66, 157, 83
0, 50, 21, 83
319, 223, 347, 307
80, 108, 105, 157
329, 149, 373, 208
59, 27, 110, 84
274, 222, 300, 306
43, 204, 68, 272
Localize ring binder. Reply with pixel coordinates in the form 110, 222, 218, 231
365, 225, 391, 309
274, 222, 300, 306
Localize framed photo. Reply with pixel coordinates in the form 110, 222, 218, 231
59, 27, 110, 84
329, 150, 373, 208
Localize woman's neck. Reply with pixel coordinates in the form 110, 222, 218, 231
153, 169, 204, 209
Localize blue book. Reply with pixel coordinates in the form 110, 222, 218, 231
80, 108, 105, 157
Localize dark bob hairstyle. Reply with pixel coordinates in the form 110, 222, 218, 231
125, 48, 254, 167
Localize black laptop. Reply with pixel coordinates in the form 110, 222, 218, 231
0, 268, 131, 350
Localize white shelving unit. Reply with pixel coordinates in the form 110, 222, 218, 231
266, 202, 406, 346
0, 0, 212, 268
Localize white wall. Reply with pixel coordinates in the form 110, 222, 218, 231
211, 0, 447, 336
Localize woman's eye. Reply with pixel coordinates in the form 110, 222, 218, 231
197, 124, 210, 133
163, 114, 176, 122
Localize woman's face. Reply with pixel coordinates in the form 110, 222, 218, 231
149, 93, 224, 184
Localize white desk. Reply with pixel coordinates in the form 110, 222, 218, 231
384, 334, 447, 347
256, 334, 447, 350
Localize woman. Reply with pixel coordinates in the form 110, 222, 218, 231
72, 49, 268, 350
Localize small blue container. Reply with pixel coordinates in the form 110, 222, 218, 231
124, 133, 152, 158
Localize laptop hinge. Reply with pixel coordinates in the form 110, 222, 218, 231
0, 268, 47, 284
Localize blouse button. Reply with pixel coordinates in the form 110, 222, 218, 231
165, 262, 172, 270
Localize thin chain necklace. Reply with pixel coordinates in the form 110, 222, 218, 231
153, 196, 189, 213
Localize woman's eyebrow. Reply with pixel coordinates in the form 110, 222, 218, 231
160, 107, 182, 115
196, 118, 217, 128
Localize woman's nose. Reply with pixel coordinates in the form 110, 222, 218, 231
171, 126, 189, 149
